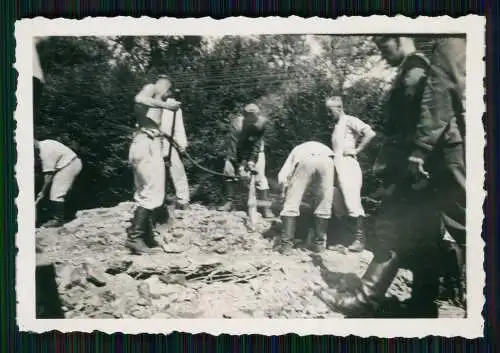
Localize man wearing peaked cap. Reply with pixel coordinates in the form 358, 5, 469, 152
317, 35, 447, 318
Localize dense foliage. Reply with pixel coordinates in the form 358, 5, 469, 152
35, 35, 424, 210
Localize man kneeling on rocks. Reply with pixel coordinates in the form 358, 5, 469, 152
276, 141, 335, 255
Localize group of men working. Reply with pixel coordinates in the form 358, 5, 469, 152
127, 74, 376, 258
34, 35, 466, 318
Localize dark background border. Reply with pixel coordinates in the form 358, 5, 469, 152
1, 1, 495, 352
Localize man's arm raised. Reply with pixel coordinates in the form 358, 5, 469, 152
135, 84, 181, 111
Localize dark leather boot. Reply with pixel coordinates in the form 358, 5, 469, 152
125, 206, 158, 255
277, 216, 296, 255
217, 181, 235, 212
310, 217, 328, 253
347, 216, 366, 252
42, 201, 66, 228
316, 250, 399, 317
257, 189, 275, 218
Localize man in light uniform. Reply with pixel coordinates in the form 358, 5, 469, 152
327, 96, 376, 252
126, 76, 181, 254
35, 139, 83, 228
277, 141, 335, 254
159, 83, 190, 211
316, 36, 459, 318
217, 103, 274, 219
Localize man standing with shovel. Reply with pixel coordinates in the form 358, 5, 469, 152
126, 76, 181, 254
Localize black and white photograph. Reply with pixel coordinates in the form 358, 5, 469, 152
16, 16, 485, 337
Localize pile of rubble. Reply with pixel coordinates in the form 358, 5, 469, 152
35, 202, 465, 319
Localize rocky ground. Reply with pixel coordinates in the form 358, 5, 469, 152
35, 202, 465, 319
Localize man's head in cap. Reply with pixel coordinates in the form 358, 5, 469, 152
325, 96, 344, 122
242, 103, 262, 120
373, 35, 417, 67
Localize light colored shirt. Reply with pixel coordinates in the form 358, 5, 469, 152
159, 107, 188, 156
33, 40, 44, 82
38, 140, 77, 173
278, 141, 334, 186
331, 114, 373, 155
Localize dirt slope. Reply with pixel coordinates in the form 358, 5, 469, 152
35, 202, 465, 319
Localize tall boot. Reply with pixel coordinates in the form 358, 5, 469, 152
347, 216, 366, 252
257, 189, 275, 218
217, 181, 235, 212
316, 250, 399, 317
125, 206, 158, 255
277, 216, 296, 255
310, 217, 328, 253
42, 201, 66, 228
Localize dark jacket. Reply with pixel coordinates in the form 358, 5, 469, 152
225, 114, 269, 166
374, 52, 430, 186
410, 37, 466, 161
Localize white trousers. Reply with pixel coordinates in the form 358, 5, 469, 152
129, 133, 165, 210
333, 156, 365, 217
50, 158, 82, 202
280, 155, 334, 219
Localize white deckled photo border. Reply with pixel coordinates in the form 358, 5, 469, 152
14, 15, 486, 337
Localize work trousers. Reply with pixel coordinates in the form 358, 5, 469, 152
373, 143, 465, 261
332, 155, 365, 218
280, 155, 334, 219
223, 151, 270, 191
49, 158, 83, 203
165, 148, 190, 204
129, 132, 165, 210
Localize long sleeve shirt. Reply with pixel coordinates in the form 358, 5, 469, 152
278, 141, 334, 187
159, 107, 188, 157
225, 114, 269, 165
411, 37, 466, 161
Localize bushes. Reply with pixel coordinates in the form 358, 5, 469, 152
35, 35, 392, 210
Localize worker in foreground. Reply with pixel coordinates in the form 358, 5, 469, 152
317, 35, 465, 318
217, 103, 275, 219
125, 76, 181, 254
276, 141, 335, 255
35, 139, 83, 228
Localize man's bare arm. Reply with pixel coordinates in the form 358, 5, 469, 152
135, 84, 181, 111
355, 128, 376, 154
